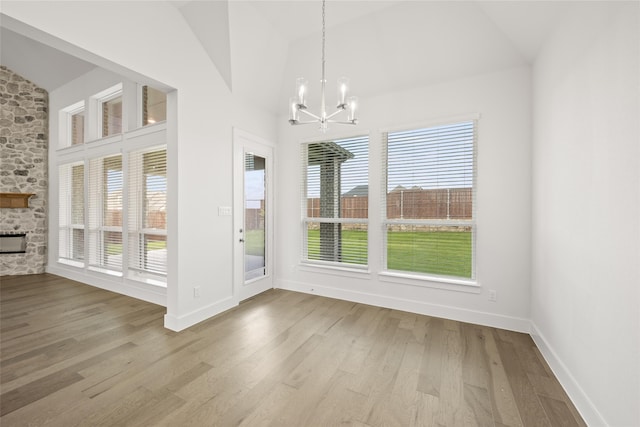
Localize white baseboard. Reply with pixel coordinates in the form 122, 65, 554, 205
46, 264, 166, 306
530, 321, 607, 426
277, 279, 530, 333
164, 296, 236, 332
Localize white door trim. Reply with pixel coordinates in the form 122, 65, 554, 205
233, 128, 275, 302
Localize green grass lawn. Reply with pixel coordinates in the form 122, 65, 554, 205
106, 239, 166, 256
245, 229, 265, 256
146, 240, 167, 251
307, 229, 472, 278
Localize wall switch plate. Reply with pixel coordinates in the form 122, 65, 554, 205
488, 290, 497, 302
194, 286, 201, 298
218, 206, 232, 216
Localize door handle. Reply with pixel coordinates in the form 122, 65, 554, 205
239, 238, 244, 243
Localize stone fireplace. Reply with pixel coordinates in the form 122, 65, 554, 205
0, 66, 48, 275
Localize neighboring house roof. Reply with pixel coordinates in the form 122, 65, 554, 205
389, 185, 424, 192
343, 185, 368, 197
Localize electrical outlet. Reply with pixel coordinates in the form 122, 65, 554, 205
488, 289, 497, 302
194, 286, 201, 298
218, 206, 232, 216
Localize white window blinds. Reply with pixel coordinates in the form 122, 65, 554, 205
383, 121, 476, 279
128, 147, 167, 276
302, 135, 369, 266
58, 162, 85, 263
88, 155, 123, 273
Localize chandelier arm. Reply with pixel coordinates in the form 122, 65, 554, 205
291, 120, 321, 125
325, 108, 346, 121
327, 120, 358, 125
299, 108, 322, 121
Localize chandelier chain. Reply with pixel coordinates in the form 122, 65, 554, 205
321, 0, 326, 85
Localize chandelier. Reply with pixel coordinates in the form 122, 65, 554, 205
288, 0, 358, 132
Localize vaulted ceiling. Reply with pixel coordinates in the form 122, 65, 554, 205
1, 1, 577, 115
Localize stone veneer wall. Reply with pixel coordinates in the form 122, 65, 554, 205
0, 66, 48, 275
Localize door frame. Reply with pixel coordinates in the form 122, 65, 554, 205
233, 128, 275, 302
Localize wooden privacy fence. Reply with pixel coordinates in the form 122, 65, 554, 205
105, 210, 167, 230
307, 187, 472, 220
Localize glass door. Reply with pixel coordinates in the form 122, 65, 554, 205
233, 130, 273, 302
244, 153, 266, 281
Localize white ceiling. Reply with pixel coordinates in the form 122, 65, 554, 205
0, 27, 96, 91
229, 0, 576, 114
0, 1, 577, 112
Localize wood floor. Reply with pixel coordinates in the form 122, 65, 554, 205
0, 274, 585, 427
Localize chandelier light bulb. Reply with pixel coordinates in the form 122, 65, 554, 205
337, 77, 349, 108
289, 97, 299, 123
296, 77, 308, 108
347, 96, 358, 122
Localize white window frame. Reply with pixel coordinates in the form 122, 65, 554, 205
127, 145, 167, 283
59, 101, 85, 148
137, 84, 167, 128
301, 134, 369, 270
92, 83, 124, 140
58, 161, 85, 267
381, 116, 478, 284
88, 155, 124, 276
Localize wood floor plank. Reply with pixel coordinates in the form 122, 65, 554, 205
434, 326, 465, 426
0, 274, 586, 426
538, 394, 582, 427
363, 327, 413, 426
0, 369, 84, 416
482, 325, 524, 427
493, 332, 553, 427
270, 332, 361, 425
463, 383, 494, 427
411, 392, 440, 427
417, 317, 445, 397
300, 370, 368, 427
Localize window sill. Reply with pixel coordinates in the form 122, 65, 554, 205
299, 261, 371, 279
56, 144, 85, 155
86, 133, 124, 147
125, 122, 167, 139
88, 266, 123, 277
128, 270, 167, 287
58, 258, 84, 268
378, 270, 480, 293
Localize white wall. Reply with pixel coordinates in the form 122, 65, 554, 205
531, 3, 640, 426
276, 66, 532, 332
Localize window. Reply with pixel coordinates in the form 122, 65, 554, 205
383, 121, 476, 279
60, 101, 84, 147
59, 162, 85, 264
302, 135, 368, 267
102, 95, 122, 137
71, 111, 84, 145
88, 155, 123, 273
128, 147, 167, 277
142, 86, 167, 126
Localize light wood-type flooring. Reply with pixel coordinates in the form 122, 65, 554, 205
0, 273, 585, 426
